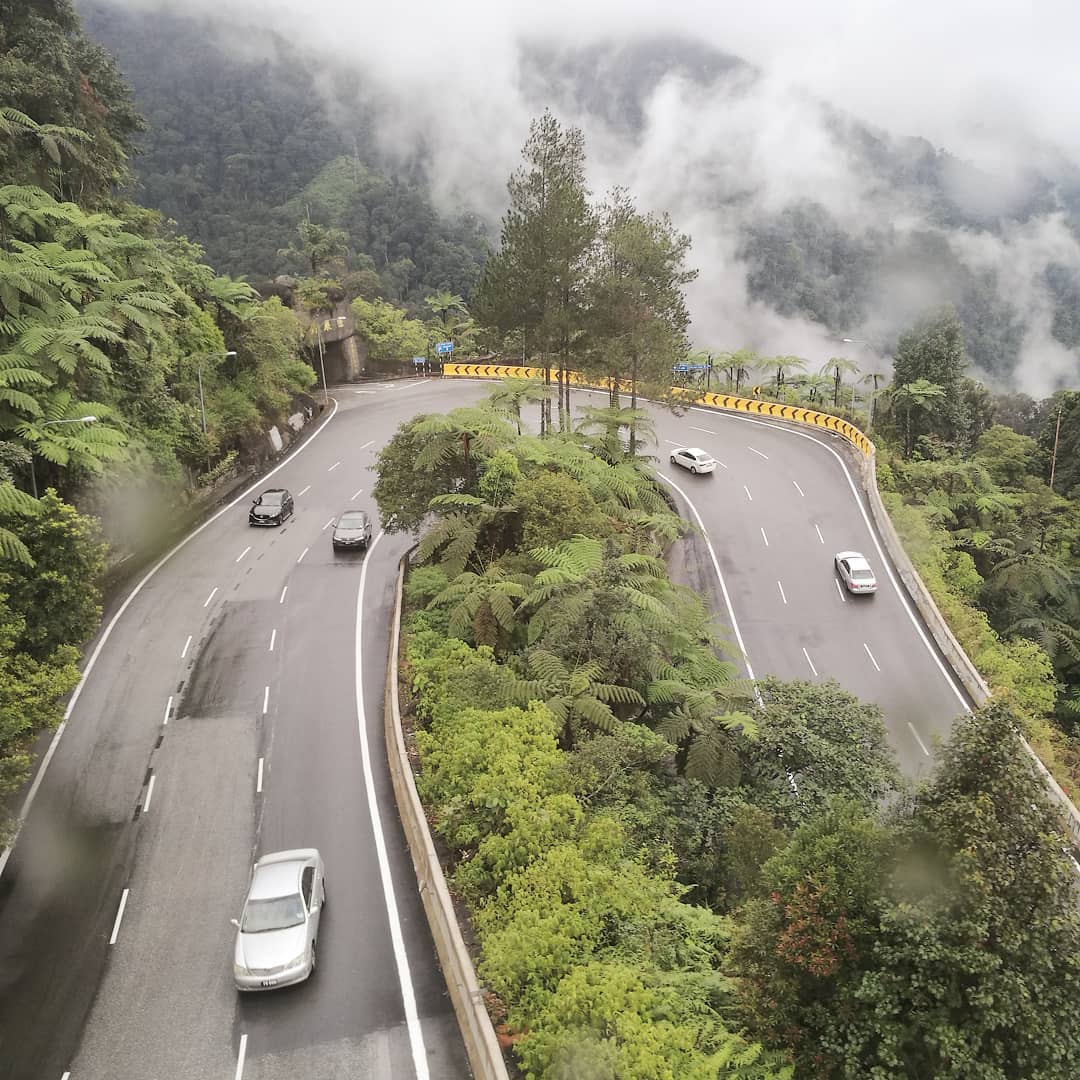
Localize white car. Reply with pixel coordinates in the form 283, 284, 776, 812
834, 551, 878, 594
670, 447, 718, 474
233, 849, 325, 991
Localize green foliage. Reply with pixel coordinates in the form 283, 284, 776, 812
745, 678, 900, 827
0, 0, 143, 202
840, 705, 1080, 1079
350, 296, 431, 371
0, 489, 104, 658
731, 801, 894, 1072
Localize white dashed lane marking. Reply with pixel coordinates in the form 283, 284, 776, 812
109, 888, 129, 945
802, 647, 819, 677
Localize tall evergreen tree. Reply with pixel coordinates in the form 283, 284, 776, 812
473, 112, 595, 434
584, 188, 697, 454
891, 306, 971, 449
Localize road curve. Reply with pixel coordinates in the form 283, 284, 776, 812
0, 378, 491, 1080
647, 398, 971, 776
0, 376, 972, 1080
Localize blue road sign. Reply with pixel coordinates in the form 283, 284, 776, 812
434, 340, 453, 355
412, 356, 426, 365
673, 363, 710, 373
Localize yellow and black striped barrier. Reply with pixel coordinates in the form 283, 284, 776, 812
441, 363, 872, 457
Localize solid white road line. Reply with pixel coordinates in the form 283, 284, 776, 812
62, 1073, 70, 1079
109, 888, 129, 945
321, 517, 335, 531
279, 586, 288, 604
359, 439, 374, 450
863, 642, 881, 671
690, 426, 716, 435
328, 461, 341, 472
235, 546, 251, 563
663, 439, 684, 446
835, 580, 847, 602
143, 774, 156, 813
354, 389, 376, 394
760, 527, 769, 548
907, 721, 931, 756
256, 758, 264, 794
163, 695, 172, 725
748, 446, 769, 460
297, 547, 309, 563
777, 581, 787, 605
262, 687, 270, 715
743, 485, 753, 502
660, 476, 758, 683
298, 484, 311, 497
802, 647, 819, 677
203, 587, 218, 607
180, 635, 192, 659
0, 400, 342, 881
350, 488, 364, 500
269, 628, 276, 652
815, 523, 824, 544
353, 531, 429, 1078
234, 1033, 248, 1080
793, 480, 805, 497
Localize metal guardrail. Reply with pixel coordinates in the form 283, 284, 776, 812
384, 554, 510, 1080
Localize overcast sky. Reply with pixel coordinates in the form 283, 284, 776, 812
110, 0, 1080, 390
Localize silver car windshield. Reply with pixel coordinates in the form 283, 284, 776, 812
242, 895, 305, 932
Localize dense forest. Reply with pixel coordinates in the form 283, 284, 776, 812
78, 2, 490, 312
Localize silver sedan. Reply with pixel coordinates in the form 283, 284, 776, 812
233, 848, 325, 991
834, 551, 878, 594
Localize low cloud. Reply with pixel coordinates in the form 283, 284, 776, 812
95, 0, 1080, 391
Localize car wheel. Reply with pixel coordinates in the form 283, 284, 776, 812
310, 940, 317, 975
670, 455, 677, 464
690, 465, 698, 474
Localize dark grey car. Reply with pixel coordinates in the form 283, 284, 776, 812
331, 509, 373, 551
249, 488, 294, 526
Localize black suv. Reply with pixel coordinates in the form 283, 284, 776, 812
249, 488, 294, 526
331, 509, 373, 550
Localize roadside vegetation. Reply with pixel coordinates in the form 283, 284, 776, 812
379, 385, 1080, 1077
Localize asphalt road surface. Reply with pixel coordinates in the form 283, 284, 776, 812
0, 378, 491, 1080
0, 376, 971, 1079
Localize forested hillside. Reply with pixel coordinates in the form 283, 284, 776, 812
78, 2, 490, 310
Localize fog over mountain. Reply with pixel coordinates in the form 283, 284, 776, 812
84, 0, 1080, 393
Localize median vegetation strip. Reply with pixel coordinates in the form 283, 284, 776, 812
381, 385, 1080, 1076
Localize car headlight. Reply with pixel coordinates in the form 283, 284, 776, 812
234, 962, 248, 976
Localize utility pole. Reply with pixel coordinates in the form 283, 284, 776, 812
316, 325, 328, 407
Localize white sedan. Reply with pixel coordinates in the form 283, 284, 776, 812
233, 849, 325, 991
670, 447, 719, 474
834, 551, 878, 594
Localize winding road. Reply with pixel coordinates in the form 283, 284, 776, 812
0, 377, 970, 1079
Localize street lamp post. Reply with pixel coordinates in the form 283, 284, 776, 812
193, 349, 236, 472
30, 416, 98, 498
